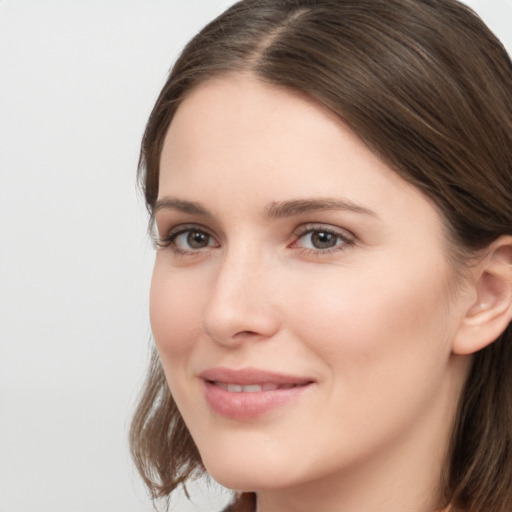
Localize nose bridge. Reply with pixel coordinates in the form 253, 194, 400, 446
202, 240, 279, 345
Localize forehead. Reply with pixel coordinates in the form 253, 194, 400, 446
162, 75, 388, 192
162, 74, 346, 169
159, 75, 432, 218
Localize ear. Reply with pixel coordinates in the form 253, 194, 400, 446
453, 236, 512, 355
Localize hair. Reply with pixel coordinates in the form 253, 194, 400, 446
130, 0, 512, 510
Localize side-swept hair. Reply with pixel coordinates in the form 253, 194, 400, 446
131, 1, 512, 510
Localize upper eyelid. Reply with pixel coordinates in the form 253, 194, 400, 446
160, 222, 353, 236
157, 222, 215, 238
293, 223, 355, 239
168, 223, 212, 235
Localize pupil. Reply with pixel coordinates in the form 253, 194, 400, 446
187, 231, 208, 249
312, 231, 336, 249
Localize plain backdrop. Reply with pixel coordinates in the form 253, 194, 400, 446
0, 1, 511, 511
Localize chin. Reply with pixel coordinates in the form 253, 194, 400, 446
200, 447, 316, 493
207, 468, 287, 493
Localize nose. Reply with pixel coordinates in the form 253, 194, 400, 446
201, 246, 281, 347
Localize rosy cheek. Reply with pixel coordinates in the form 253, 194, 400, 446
150, 271, 197, 358
284, 266, 434, 364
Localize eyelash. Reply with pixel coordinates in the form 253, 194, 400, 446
156, 224, 217, 255
156, 224, 356, 256
290, 225, 356, 256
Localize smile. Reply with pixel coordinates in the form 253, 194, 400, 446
199, 367, 314, 419
212, 382, 301, 393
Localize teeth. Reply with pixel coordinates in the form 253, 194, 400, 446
215, 382, 296, 392
262, 383, 280, 391
242, 385, 263, 392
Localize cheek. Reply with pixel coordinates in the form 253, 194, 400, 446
149, 263, 205, 362
285, 259, 454, 381
278, 262, 458, 462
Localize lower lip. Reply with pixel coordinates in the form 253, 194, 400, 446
203, 381, 312, 420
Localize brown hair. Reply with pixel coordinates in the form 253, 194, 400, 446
130, 0, 512, 510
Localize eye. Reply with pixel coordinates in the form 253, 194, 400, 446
302, 230, 339, 249
158, 225, 219, 254
292, 226, 355, 254
175, 230, 213, 250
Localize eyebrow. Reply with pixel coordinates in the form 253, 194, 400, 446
153, 197, 212, 217
265, 198, 378, 219
152, 196, 377, 220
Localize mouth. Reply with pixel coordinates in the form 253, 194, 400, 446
199, 367, 314, 419
209, 382, 307, 393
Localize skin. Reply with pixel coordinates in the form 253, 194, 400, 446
150, 74, 475, 512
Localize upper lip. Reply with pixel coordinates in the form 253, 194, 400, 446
199, 367, 313, 386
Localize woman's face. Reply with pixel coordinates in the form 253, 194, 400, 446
151, 75, 471, 498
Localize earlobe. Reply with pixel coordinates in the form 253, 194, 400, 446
453, 236, 512, 355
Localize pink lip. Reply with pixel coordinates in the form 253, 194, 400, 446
199, 367, 314, 420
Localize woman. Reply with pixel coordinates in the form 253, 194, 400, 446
130, 0, 512, 511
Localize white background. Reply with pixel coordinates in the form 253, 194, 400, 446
0, 1, 511, 511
